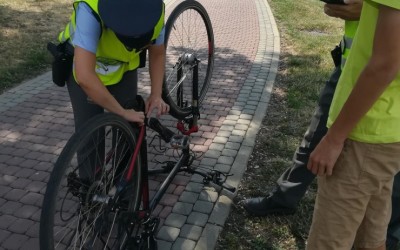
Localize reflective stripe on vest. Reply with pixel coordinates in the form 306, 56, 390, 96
59, 0, 165, 85
341, 21, 358, 69
340, 35, 353, 68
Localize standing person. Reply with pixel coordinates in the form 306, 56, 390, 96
243, 1, 400, 248
243, 1, 361, 216
306, 0, 400, 249
63, 0, 170, 133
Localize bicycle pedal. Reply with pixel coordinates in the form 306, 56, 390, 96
170, 135, 189, 149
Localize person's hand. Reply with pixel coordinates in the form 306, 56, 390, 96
307, 134, 344, 176
324, 0, 363, 21
122, 109, 145, 125
145, 94, 170, 117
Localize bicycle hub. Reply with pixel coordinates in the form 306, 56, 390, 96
182, 53, 197, 66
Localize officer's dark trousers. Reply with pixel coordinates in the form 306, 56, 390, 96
67, 70, 138, 131
388, 174, 400, 243
269, 66, 400, 241
66, 70, 138, 180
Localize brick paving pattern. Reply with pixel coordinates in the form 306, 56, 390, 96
0, 0, 279, 249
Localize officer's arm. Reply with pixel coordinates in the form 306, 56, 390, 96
148, 44, 165, 98
145, 44, 169, 116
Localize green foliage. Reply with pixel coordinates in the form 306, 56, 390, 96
0, 49, 51, 93
0, 0, 70, 93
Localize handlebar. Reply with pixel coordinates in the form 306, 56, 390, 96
147, 117, 190, 149
208, 181, 236, 194
189, 169, 236, 194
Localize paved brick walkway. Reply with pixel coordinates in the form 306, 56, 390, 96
0, 0, 279, 249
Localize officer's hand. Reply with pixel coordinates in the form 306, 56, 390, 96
145, 94, 170, 117
122, 109, 145, 125
324, 0, 363, 21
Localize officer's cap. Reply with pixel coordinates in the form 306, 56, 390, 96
98, 0, 163, 37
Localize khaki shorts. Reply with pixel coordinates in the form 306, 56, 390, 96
307, 139, 400, 250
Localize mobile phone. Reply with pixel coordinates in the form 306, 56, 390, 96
320, 0, 345, 4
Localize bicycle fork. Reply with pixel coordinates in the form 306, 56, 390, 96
177, 54, 200, 135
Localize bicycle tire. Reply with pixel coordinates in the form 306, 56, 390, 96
163, 0, 215, 120
40, 113, 142, 250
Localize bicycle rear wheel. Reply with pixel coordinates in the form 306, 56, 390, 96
163, 0, 215, 120
40, 113, 142, 250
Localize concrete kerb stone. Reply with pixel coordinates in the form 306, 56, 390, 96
194, 224, 223, 250
172, 238, 197, 250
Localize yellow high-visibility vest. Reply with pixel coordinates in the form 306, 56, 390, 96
59, 0, 165, 85
341, 21, 359, 69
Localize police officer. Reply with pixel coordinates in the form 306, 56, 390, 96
61, 0, 170, 131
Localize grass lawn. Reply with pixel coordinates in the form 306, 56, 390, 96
0, 0, 71, 93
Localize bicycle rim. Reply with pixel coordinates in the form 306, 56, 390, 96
40, 113, 142, 250
163, 0, 215, 119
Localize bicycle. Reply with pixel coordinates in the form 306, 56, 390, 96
40, 1, 235, 249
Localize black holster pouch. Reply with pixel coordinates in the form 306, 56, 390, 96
123, 95, 146, 131
331, 44, 342, 68
138, 49, 147, 68
124, 95, 145, 112
47, 41, 74, 87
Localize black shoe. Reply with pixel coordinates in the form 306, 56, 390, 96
243, 196, 296, 216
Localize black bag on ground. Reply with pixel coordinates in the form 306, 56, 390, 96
47, 41, 74, 87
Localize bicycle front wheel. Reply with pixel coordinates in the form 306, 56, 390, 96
40, 113, 142, 250
163, 0, 215, 120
